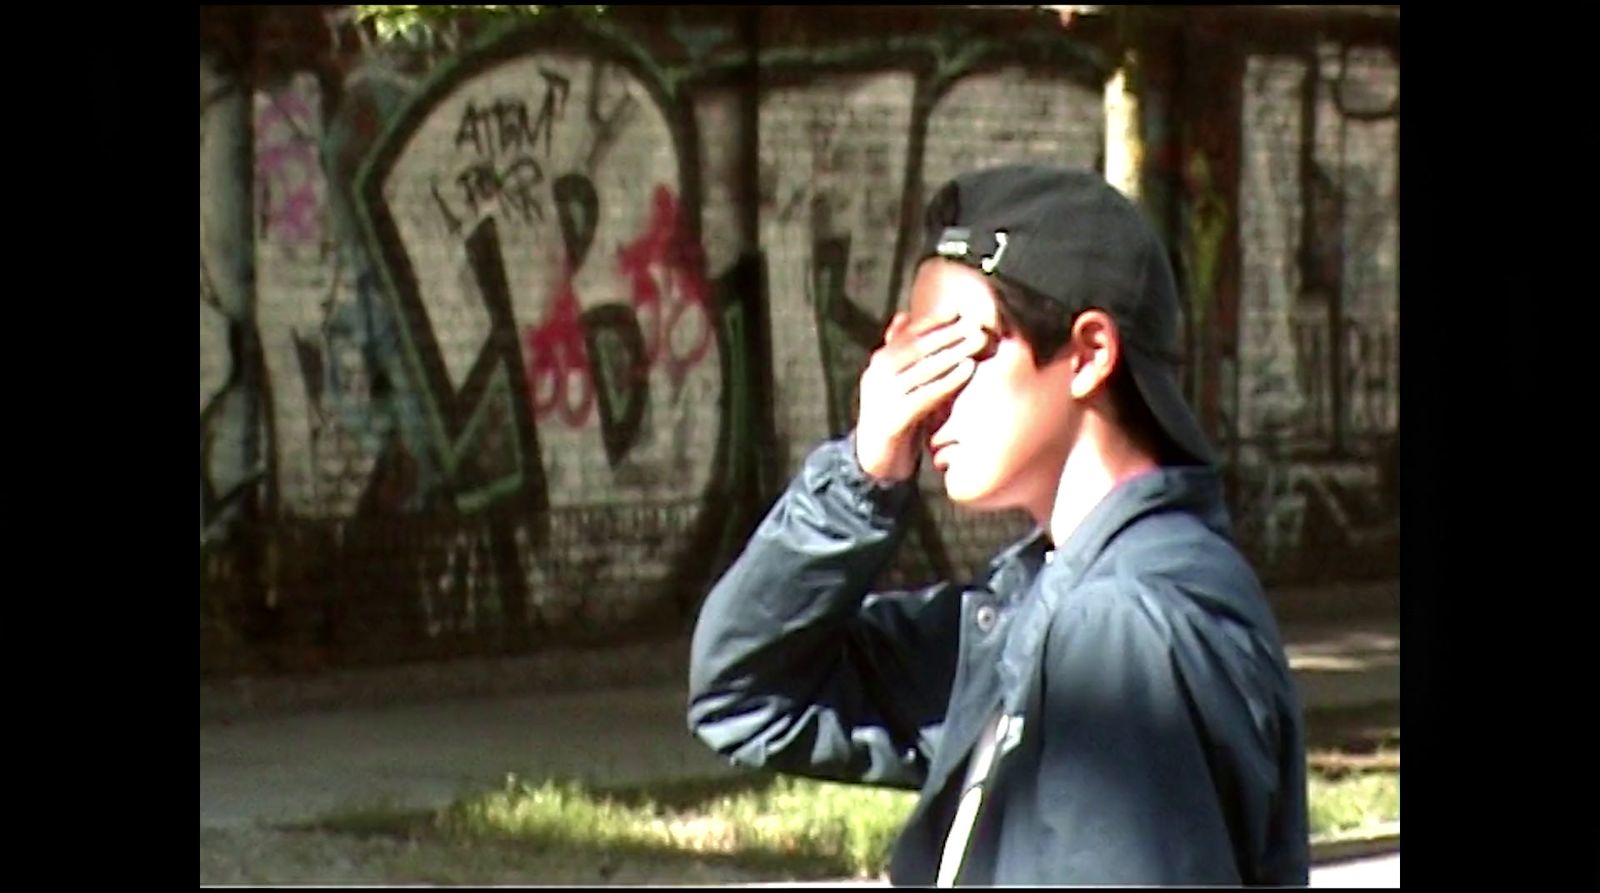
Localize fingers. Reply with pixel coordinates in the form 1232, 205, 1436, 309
858, 309, 988, 471
903, 356, 976, 415
880, 308, 958, 348
897, 327, 993, 387
884, 318, 984, 373
883, 311, 912, 344
902, 309, 961, 337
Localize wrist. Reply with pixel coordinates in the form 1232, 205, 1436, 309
854, 431, 915, 483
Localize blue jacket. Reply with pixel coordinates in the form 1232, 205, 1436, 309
687, 435, 1310, 885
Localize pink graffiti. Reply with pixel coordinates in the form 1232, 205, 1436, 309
520, 185, 715, 429
617, 185, 715, 389
255, 92, 324, 246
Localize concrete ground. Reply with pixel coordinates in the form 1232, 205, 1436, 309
1311, 853, 1400, 887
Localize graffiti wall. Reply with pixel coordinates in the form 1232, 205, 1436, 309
1235, 41, 1400, 578
199, 6, 1400, 673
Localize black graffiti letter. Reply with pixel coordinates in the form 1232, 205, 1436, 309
458, 162, 499, 215
552, 173, 598, 268
455, 100, 487, 155
494, 98, 531, 155
431, 179, 464, 235
582, 304, 648, 467
533, 69, 572, 158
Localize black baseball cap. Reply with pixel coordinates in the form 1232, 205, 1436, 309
917, 163, 1216, 467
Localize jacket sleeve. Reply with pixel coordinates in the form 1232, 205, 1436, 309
686, 434, 963, 790
1030, 579, 1265, 886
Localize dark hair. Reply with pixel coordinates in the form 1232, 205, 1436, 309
989, 275, 1186, 465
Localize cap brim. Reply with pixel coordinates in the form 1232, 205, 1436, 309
1124, 343, 1217, 467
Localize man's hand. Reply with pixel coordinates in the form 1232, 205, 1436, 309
855, 311, 991, 482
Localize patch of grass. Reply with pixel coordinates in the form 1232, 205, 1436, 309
1308, 764, 1399, 841
584, 771, 787, 812
307, 752, 1398, 880
313, 771, 915, 879
1304, 715, 1401, 841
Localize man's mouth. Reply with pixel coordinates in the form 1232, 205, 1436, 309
929, 441, 956, 470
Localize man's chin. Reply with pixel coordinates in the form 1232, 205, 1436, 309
941, 473, 992, 508
943, 470, 1028, 514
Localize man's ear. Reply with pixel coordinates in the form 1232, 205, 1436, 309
1066, 310, 1120, 401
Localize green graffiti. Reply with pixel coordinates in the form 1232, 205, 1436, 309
451, 364, 524, 514
667, 11, 733, 67
1182, 151, 1228, 407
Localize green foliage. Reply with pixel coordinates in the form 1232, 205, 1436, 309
353, 5, 608, 44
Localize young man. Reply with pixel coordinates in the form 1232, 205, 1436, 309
686, 165, 1310, 886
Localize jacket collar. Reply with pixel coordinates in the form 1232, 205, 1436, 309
1049, 464, 1231, 579
985, 465, 1230, 585
989, 465, 1232, 716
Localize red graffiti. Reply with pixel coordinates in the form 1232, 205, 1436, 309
617, 185, 715, 389
521, 265, 595, 428
520, 185, 716, 429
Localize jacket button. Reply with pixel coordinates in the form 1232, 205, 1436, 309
975, 604, 997, 632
